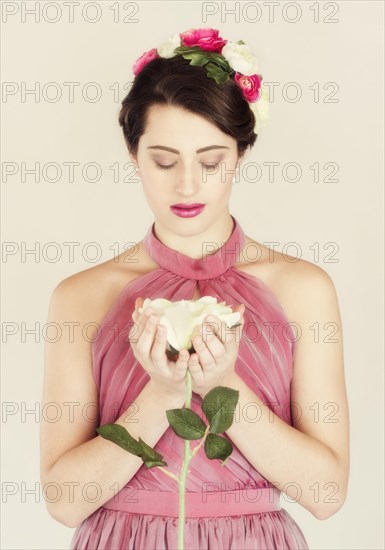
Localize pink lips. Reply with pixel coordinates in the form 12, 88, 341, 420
170, 204, 205, 218
171, 203, 204, 209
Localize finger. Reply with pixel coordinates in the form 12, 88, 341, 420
203, 332, 226, 359
132, 299, 151, 324
202, 315, 224, 343
132, 297, 144, 319
131, 308, 139, 323
175, 349, 189, 374
225, 304, 245, 353
136, 313, 159, 357
188, 353, 204, 379
231, 305, 246, 346
192, 331, 216, 366
150, 324, 169, 365
131, 304, 153, 335
202, 315, 238, 357
234, 304, 246, 324
129, 306, 153, 346
131, 303, 145, 325
214, 306, 245, 350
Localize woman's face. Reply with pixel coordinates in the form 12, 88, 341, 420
130, 104, 242, 235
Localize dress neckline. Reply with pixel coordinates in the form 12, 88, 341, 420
142, 214, 246, 280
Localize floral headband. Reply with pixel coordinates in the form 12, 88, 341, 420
132, 27, 269, 133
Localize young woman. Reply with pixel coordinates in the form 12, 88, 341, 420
40, 28, 350, 549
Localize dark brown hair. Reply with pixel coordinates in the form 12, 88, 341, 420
118, 55, 257, 159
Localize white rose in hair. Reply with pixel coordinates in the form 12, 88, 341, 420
157, 34, 181, 58
250, 86, 270, 133
221, 42, 259, 76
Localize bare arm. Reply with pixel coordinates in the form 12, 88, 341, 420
223, 263, 350, 520
40, 277, 185, 529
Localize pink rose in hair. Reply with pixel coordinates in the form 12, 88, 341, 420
234, 73, 262, 102
180, 27, 227, 52
132, 48, 159, 76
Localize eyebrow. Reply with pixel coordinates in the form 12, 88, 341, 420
146, 145, 230, 154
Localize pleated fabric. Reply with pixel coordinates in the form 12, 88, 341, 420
70, 215, 309, 549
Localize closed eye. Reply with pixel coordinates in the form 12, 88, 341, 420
155, 162, 175, 170
155, 162, 219, 171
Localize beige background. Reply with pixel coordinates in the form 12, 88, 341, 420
1, 1, 384, 548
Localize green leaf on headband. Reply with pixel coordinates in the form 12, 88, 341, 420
174, 46, 232, 75
207, 52, 233, 72
174, 46, 208, 65
182, 53, 211, 67
174, 46, 201, 54
236, 40, 246, 45
205, 63, 230, 84
174, 46, 210, 58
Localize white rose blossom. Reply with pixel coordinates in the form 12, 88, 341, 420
138, 296, 241, 353
221, 42, 259, 76
157, 34, 181, 58
249, 86, 270, 133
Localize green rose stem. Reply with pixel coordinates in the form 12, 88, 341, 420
177, 368, 210, 549
97, 357, 239, 550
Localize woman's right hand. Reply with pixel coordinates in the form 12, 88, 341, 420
129, 297, 189, 404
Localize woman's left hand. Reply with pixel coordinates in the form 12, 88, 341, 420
186, 304, 246, 399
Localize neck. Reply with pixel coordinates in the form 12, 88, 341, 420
152, 213, 235, 260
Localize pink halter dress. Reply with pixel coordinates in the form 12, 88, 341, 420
70, 215, 309, 549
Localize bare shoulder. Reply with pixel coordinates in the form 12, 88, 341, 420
241, 237, 340, 324
49, 240, 148, 330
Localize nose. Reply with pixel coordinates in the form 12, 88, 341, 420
175, 165, 200, 197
